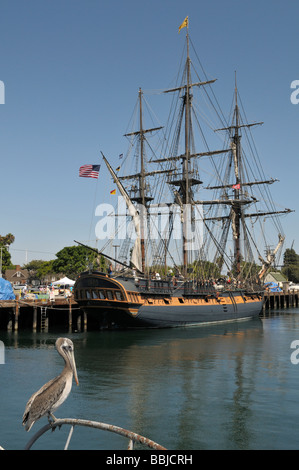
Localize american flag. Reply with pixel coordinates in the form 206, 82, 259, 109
79, 164, 100, 179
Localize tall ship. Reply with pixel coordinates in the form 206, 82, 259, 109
74, 18, 292, 329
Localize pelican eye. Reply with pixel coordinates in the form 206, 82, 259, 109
63, 344, 73, 352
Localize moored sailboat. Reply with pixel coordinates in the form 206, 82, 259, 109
74, 18, 292, 329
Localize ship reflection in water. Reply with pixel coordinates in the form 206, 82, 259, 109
3, 311, 299, 450
75, 318, 264, 450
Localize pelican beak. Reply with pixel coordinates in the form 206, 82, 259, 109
69, 350, 79, 385
73, 366, 79, 386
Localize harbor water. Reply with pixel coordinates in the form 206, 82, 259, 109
1, 308, 299, 450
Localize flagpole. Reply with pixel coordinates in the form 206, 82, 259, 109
88, 169, 100, 247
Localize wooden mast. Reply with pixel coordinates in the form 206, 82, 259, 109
123, 88, 163, 273
164, 20, 205, 276
182, 22, 191, 275
232, 77, 242, 276
211, 76, 292, 279
138, 88, 146, 272
159, 19, 216, 277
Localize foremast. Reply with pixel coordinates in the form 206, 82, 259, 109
104, 88, 168, 273
124, 89, 148, 273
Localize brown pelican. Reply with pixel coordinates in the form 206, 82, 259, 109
22, 337, 79, 432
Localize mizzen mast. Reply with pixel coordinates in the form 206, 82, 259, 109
213, 76, 291, 279
214, 78, 264, 276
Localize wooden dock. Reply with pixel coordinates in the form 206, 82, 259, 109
263, 291, 299, 311
0, 297, 86, 332
0, 291, 298, 332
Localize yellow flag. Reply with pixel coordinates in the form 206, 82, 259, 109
110, 189, 116, 195
178, 16, 188, 33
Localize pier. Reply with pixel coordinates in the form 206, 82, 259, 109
0, 297, 86, 332
0, 291, 298, 332
263, 291, 299, 311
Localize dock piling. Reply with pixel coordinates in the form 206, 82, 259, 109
33, 306, 37, 331
14, 299, 19, 331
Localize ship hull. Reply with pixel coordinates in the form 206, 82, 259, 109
132, 301, 262, 328
77, 301, 263, 329
74, 271, 263, 330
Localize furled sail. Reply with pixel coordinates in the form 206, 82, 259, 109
101, 152, 143, 272
131, 238, 142, 273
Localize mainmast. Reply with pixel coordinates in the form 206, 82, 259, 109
137, 88, 146, 271
138, 88, 146, 209
231, 78, 242, 275
184, 26, 191, 208
150, 17, 219, 276
182, 24, 191, 273
164, 19, 209, 275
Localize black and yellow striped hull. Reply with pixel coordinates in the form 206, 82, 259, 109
74, 271, 263, 329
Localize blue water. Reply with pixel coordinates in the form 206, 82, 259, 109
1, 308, 299, 450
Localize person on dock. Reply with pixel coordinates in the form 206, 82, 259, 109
49, 286, 55, 302
108, 263, 113, 277
22, 285, 27, 298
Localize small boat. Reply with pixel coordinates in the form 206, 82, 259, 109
74, 18, 292, 329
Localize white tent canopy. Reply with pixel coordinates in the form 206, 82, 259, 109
52, 277, 75, 286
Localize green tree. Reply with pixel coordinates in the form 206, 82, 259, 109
37, 260, 55, 280
190, 260, 221, 279
0, 232, 15, 275
0, 248, 12, 275
52, 245, 103, 279
283, 248, 299, 266
23, 260, 55, 282
23, 259, 45, 275
282, 248, 299, 283
240, 261, 261, 279
0, 233, 15, 246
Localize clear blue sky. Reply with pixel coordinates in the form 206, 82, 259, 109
0, 0, 298, 265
